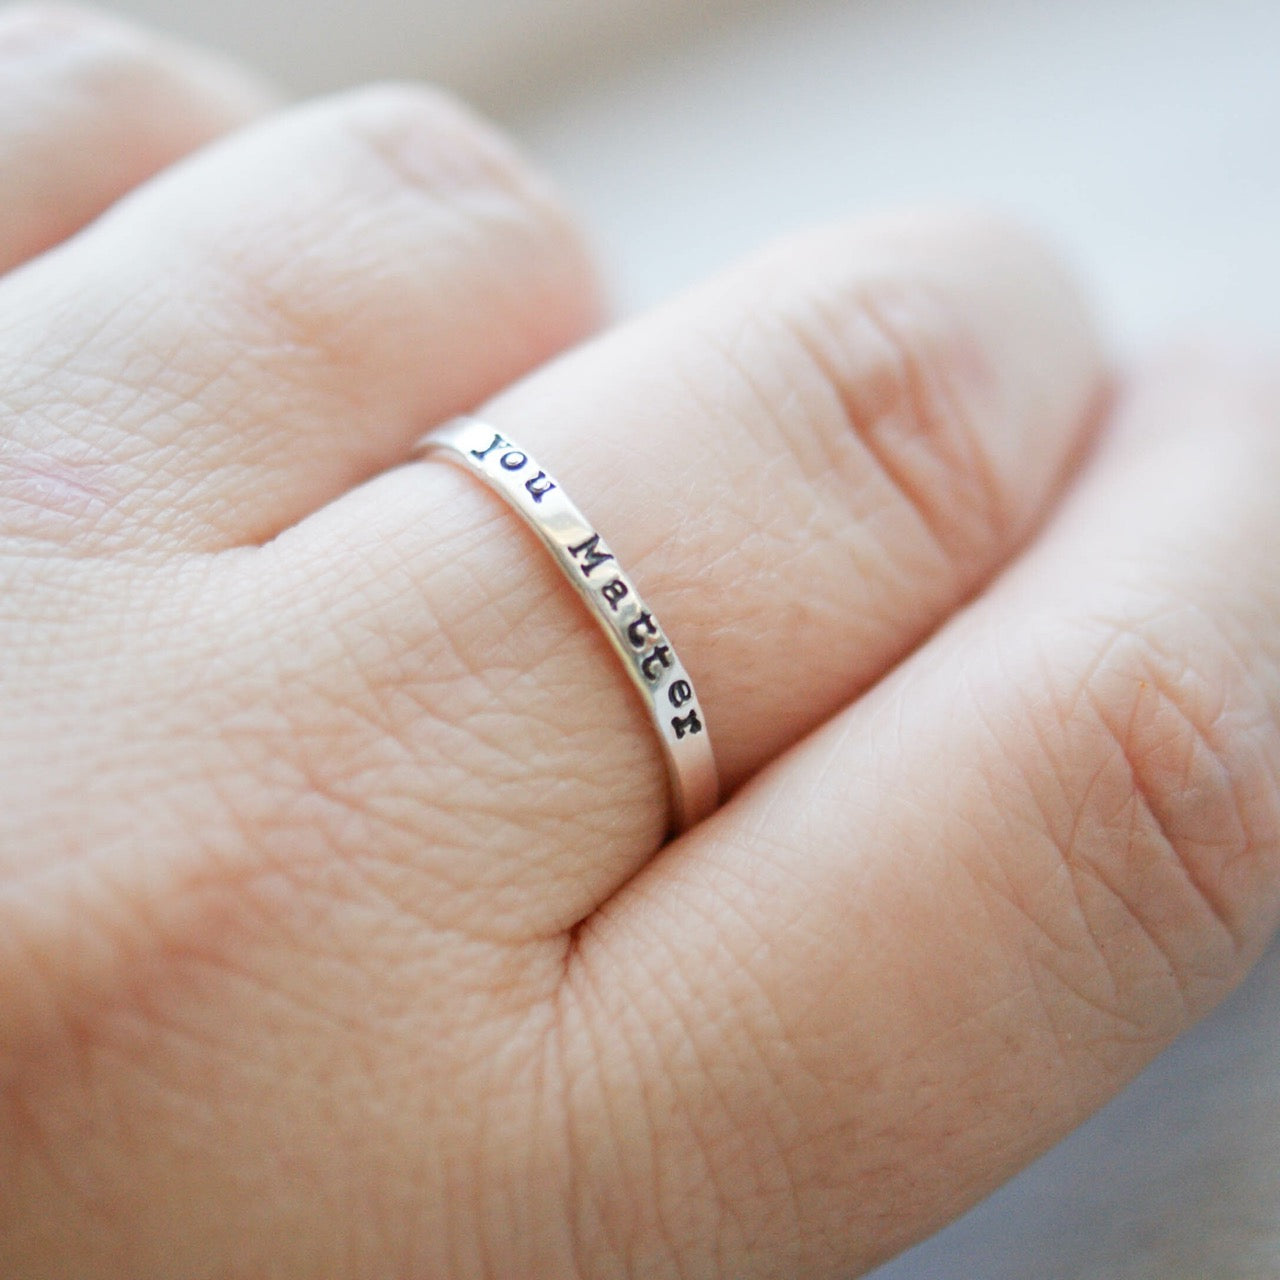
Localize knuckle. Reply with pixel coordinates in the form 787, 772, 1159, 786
336, 81, 576, 235
1023, 607, 1280, 1019
741, 229, 1013, 564
276, 83, 597, 348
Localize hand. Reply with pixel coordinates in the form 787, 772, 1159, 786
3, 9, 1277, 1277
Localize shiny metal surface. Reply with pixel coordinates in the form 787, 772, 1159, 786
415, 416, 719, 835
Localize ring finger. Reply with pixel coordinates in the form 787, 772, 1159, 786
255, 211, 1105, 936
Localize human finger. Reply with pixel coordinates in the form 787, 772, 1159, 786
0, 81, 600, 551
564, 351, 1280, 1276
270, 212, 1102, 937
0, 4, 274, 274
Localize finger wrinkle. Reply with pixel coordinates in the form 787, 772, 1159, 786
996, 615, 1278, 1023
792, 278, 1011, 569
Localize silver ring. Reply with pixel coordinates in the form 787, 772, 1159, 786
413, 416, 719, 834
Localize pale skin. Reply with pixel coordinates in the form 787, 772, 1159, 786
2, 6, 1278, 1278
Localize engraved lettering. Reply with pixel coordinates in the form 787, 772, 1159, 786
627, 612, 658, 648
601, 579, 629, 611
671, 709, 703, 739
567, 533, 615, 578
469, 432, 510, 462
640, 645, 671, 681
500, 450, 528, 471
668, 680, 693, 708
524, 470, 556, 502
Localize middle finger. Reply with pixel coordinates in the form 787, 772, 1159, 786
0, 83, 598, 553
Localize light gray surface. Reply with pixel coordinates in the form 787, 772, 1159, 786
517, 0, 1280, 345
96, 0, 1280, 1272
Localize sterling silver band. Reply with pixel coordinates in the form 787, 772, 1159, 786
413, 416, 718, 834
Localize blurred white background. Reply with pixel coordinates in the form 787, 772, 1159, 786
96, 0, 1280, 1274
106, 0, 1280, 344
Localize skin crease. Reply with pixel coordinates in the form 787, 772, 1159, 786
3, 6, 1280, 1279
